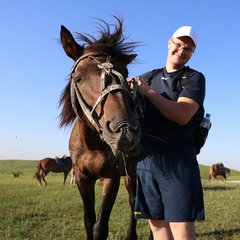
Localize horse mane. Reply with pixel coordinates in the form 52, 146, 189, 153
76, 16, 138, 61
58, 16, 140, 128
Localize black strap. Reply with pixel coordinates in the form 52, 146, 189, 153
146, 68, 163, 85
180, 71, 191, 90
147, 67, 192, 93
172, 67, 193, 92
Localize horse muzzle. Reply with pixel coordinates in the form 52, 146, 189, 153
105, 122, 141, 157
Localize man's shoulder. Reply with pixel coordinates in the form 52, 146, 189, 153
139, 68, 164, 81
186, 67, 205, 79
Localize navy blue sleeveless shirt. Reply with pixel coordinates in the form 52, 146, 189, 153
139, 66, 206, 158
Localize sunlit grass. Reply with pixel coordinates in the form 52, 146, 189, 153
0, 160, 240, 239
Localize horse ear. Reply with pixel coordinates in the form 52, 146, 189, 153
124, 54, 137, 65
60, 25, 84, 61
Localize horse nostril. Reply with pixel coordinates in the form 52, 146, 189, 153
106, 121, 114, 133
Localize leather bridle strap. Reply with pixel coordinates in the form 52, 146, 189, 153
71, 79, 104, 137
70, 53, 137, 141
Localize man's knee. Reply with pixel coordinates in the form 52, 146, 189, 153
170, 222, 196, 240
149, 219, 173, 240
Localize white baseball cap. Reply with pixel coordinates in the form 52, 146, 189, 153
172, 26, 198, 47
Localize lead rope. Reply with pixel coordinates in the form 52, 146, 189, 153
121, 152, 131, 183
131, 77, 139, 101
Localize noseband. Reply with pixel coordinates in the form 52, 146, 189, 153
70, 52, 137, 141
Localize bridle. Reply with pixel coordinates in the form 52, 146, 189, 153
70, 52, 138, 141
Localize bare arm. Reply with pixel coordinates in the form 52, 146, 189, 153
128, 77, 199, 125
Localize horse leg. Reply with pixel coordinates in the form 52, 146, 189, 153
72, 174, 76, 185
42, 175, 47, 186
221, 174, 226, 183
38, 175, 42, 186
63, 170, 67, 186
208, 174, 212, 181
76, 177, 97, 240
42, 171, 48, 186
220, 175, 223, 183
124, 174, 138, 240
212, 174, 216, 183
93, 176, 120, 240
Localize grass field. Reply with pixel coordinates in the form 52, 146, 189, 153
0, 160, 240, 239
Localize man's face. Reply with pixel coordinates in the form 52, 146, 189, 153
168, 36, 195, 68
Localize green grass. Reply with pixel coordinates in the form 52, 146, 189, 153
0, 160, 240, 239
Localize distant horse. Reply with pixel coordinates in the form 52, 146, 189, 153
59, 16, 141, 240
34, 155, 72, 186
209, 163, 230, 182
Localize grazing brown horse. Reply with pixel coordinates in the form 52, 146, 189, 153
209, 163, 230, 182
59, 16, 141, 240
34, 155, 72, 186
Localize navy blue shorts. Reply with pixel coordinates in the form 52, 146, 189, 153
134, 155, 205, 222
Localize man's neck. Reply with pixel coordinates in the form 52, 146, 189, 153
165, 64, 185, 73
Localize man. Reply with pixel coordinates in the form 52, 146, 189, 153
128, 26, 205, 240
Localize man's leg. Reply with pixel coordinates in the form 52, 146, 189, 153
170, 222, 196, 240
148, 219, 174, 240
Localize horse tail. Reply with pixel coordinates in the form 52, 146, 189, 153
34, 172, 40, 180
34, 161, 42, 181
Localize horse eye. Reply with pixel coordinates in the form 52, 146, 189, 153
75, 77, 84, 83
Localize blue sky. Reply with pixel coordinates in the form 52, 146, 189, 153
1, 1, 240, 171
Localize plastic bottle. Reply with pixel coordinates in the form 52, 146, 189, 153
200, 113, 211, 129
195, 113, 211, 154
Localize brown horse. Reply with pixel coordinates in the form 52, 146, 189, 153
34, 155, 72, 186
59, 16, 141, 240
209, 163, 230, 182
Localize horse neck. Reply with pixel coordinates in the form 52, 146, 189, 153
70, 119, 108, 152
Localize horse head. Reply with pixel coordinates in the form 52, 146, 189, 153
59, 16, 141, 157
225, 168, 230, 175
